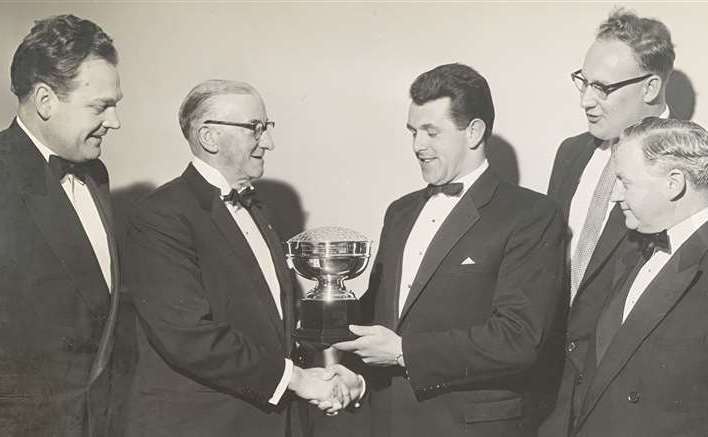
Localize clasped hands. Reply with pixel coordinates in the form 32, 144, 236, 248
289, 363, 363, 415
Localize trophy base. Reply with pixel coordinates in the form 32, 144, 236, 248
295, 298, 360, 366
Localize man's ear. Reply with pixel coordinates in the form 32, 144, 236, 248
197, 125, 219, 154
466, 118, 486, 150
666, 168, 686, 201
33, 83, 57, 121
642, 74, 663, 104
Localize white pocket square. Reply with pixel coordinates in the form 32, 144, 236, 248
461, 257, 476, 265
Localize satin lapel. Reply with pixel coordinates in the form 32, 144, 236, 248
208, 196, 285, 341
576, 225, 708, 427
84, 175, 121, 384
247, 203, 291, 347
396, 170, 498, 328
386, 193, 427, 328
577, 204, 627, 294
558, 136, 598, 220
18, 142, 108, 315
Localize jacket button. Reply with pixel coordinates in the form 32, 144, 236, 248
575, 373, 583, 385
567, 341, 576, 352
627, 391, 640, 403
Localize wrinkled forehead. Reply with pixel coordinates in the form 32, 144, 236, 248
583, 39, 643, 81
204, 92, 266, 120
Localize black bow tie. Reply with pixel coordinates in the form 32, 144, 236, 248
48, 155, 92, 181
641, 230, 671, 257
423, 183, 464, 200
222, 185, 257, 209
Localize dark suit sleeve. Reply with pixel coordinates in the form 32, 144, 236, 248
125, 204, 286, 405
402, 198, 565, 391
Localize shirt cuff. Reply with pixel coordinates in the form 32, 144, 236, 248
355, 374, 366, 407
268, 358, 293, 405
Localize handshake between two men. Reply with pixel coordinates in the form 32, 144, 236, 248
289, 363, 365, 415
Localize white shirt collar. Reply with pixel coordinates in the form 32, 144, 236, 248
16, 116, 54, 163
453, 159, 489, 197
191, 156, 235, 196
666, 207, 708, 253
660, 105, 670, 119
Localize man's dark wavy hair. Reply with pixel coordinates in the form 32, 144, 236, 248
409, 63, 495, 141
10, 14, 117, 101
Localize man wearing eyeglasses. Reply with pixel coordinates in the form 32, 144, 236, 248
123, 79, 363, 437
539, 9, 675, 436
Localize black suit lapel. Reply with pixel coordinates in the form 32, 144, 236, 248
575, 224, 708, 428
248, 203, 294, 351
396, 169, 498, 328
13, 124, 109, 315
84, 174, 122, 383
576, 204, 628, 295
557, 136, 599, 221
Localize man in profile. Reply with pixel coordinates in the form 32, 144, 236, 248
541, 10, 675, 435
124, 79, 362, 437
0, 14, 123, 436
335, 63, 565, 437
565, 117, 708, 436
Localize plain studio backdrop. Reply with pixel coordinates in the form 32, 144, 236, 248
1, 2, 706, 294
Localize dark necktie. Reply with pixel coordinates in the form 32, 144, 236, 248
222, 185, 257, 209
48, 155, 92, 181
595, 230, 670, 363
423, 182, 463, 200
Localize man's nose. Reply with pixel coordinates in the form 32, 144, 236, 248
259, 130, 275, 150
103, 107, 121, 130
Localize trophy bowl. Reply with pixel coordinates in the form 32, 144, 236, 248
286, 227, 371, 347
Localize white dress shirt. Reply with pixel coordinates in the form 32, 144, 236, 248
568, 106, 671, 260
398, 160, 489, 315
17, 117, 112, 291
622, 207, 708, 323
190, 157, 291, 404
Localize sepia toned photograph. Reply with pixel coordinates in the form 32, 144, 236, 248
1, 2, 707, 436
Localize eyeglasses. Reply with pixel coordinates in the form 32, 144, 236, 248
203, 119, 275, 140
571, 69, 653, 99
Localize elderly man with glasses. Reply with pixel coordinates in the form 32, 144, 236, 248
123, 79, 363, 437
539, 8, 675, 437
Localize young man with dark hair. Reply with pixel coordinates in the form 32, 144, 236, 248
335, 63, 565, 437
0, 14, 123, 436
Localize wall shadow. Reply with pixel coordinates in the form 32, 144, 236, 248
486, 134, 519, 186
111, 182, 157, 242
666, 69, 696, 121
107, 181, 155, 437
253, 178, 307, 241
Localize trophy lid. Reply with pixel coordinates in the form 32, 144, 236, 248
289, 226, 368, 243
287, 227, 371, 257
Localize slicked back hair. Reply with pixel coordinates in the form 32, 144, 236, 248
11, 14, 117, 101
618, 117, 708, 187
178, 79, 258, 145
409, 63, 495, 141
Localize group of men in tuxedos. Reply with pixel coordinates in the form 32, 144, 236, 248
3, 8, 708, 437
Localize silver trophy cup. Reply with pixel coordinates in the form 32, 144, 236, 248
286, 227, 371, 365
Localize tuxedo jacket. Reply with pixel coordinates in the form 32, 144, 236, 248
124, 164, 300, 437
361, 169, 565, 437
566, 222, 708, 436
539, 132, 640, 437
0, 120, 120, 436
